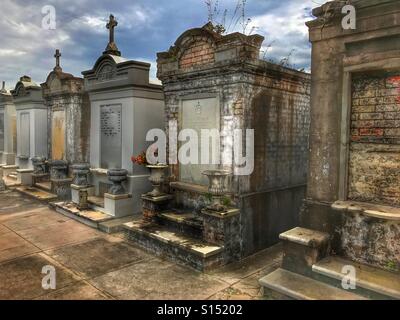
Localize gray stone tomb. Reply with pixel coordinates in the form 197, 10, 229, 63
81, 14, 165, 217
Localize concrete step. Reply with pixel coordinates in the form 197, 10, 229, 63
53, 201, 114, 229
35, 181, 52, 192
280, 227, 330, 277
2, 165, 18, 170
7, 174, 17, 180
155, 210, 204, 239
312, 256, 400, 300
88, 196, 105, 208
16, 186, 58, 202
122, 220, 224, 271
259, 268, 367, 300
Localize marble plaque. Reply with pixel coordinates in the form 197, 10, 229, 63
0, 113, 4, 152
180, 97, 220, 185
100, 104, 122, 169
19, 112, 30, 157
51, 110, 66, 160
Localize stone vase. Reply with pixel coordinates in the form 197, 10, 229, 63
107, 169, 128, 195
202, 169, 230, 212
31, 157, 47, 174
146, 164, 169, 197
72, 163, 91, 187
49, 160, 68, 179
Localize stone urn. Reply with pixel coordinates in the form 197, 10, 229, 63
49, 160, 68, 179
146, 164, 169, 197
202, 169, 231, 212
72, 163, 91, 187
31, 157, 47, 174
107, 169, 128, 195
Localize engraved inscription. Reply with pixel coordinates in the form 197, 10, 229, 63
100, 104, 122, 169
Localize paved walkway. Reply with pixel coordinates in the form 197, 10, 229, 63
0, 190, 282, 300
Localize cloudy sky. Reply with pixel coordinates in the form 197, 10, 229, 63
0, 0, 321, 89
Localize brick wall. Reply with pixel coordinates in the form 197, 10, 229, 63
179, 37, 215, 70
349, 72, 400, 206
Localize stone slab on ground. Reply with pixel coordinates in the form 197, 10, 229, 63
0, 231, 40, 263
0, 253, 80, 300
14, 219, 101, 251
46, 237, 152, 279
259, 268, 367, 300
89, 259, 230, 300
35, 281, 110, 300
16, 186, 57, 202
313, 256, 400, 299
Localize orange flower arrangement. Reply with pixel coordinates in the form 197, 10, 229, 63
131, 151, 147, 166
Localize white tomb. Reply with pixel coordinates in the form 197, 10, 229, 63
11, 76, 48, 175
0, 81, 17, 167
81, 15, 165, 216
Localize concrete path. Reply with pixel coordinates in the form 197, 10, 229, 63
0, 190, 282, 300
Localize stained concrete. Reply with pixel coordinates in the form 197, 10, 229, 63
0, 191, 283, 300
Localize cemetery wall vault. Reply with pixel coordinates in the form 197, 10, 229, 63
157, 23, 311, 256
301, 0, 400, 271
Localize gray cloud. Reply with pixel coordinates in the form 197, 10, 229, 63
0, 0, 319, 89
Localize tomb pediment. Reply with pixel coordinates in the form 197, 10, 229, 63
11, 76, 41, 101
157, 22, 264, 78
82, 54, 153, 90
41, 70, 83, 96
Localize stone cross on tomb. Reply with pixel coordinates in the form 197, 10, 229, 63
54, 49, 62, 72
104, 14, 121, 56
107, 15, 118, 44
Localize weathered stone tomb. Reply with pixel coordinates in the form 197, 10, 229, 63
260, 0, 400, 300
123, 23, 311, 270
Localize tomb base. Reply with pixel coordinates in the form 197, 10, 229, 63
201, 208, 241, 263
104, 193, 133, 218
122, 220, 224, 271
2, 164, 18, 178
51, 178, 72, 201
71, 184, 95, 205
32, 173, 50, 185
16, 169, 34, 185
142, 194, 173, 221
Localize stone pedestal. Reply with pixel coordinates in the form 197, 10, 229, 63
51, 178, 72, 200
201, 207, 241, 261
16, 168, 34, 185
104, 193, 133, 217
71, 184, 94, 205
141, 194, 173, 221
2, 165, 18, 178
49, 160, 71, 200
